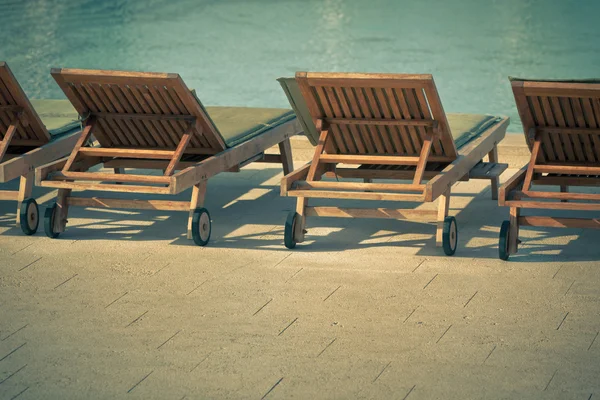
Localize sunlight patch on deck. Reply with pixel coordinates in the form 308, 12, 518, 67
222, 188, 272, 209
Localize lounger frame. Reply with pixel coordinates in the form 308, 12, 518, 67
498, 80, 600, 258
0, 62, 80, 232
282, 72, 509, 253
36, 69, 301, 242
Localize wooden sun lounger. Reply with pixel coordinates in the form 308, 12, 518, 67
280, 72, 509, 255
34, 68, 301, 245
0, 62, 80, 235
498, 78, 600, 260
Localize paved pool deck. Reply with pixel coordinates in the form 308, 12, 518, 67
1, 134, 599, 399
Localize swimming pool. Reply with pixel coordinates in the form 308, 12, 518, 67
2, 0, 599, 131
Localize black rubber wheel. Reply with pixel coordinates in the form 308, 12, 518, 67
191, 207, 211, 246
284, 211, 298, 249
442, 216, 458, 256
499, 220, 511, 261
19, 198, 39, 235
44, 203, 60, 239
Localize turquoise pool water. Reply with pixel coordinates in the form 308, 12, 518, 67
2, 0, 599, 131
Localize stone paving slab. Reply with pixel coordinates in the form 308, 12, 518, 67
1, 135, 599, 399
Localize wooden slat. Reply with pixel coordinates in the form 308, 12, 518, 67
422, 79, 455, 158
0, 63, 50, 143
334, 87, 367, 154
325, 117, 436, 127
164, 131, 193, 176
354, 87, 385, 153
519, 216, 600, 229
38, 180, 172, 194
287, 189, 425, 202
519, 190, 600, 202
78, 147, 175, 159
90, 111, 195, 122
314, 86, 345, 153
503, 200, 600, 211
548, 96, 575, 160
534, 164, 600, 175
343, 87, 376, 153
139, 85, 181, 148
295, 180, 425, 193
415, 88, 444, 155
107, 84, 151, 146
0, 105, 23, 113
53, 171, 171, 184
363, 87, 396, 154
528, 96, 555, 161
0, 117, 19, 162
560, 97, 586, 161
68, 197, 190, 211
0, 190, 19, 201
395, 88, 423, 154
306, 206, 438, 221
539, 96, 565, 161
325, 86, 358, 153
384, 88, 415, 155
318, 154, 451, 165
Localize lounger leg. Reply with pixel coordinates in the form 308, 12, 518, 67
436, 188, 451, 247
114, 168, 124, 185
560, 185, 568, 202
54, 189, 71, 233
187, 181, 207, 240
278, 138, 294, 175
295, 197, 308, 243
488, 146, 499, 200
508, 206, 520, 255
15, 171, 34, 226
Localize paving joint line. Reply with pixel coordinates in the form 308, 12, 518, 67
0, 343, 26, 363
253, 299, 273, 316
373, 361, 391, 383
18, 257, 42, 272
187, 280, 209, 296
483, 345, 497, 364
11, 243, 33, 255
323, 286, 342, 302
552, 265, 563, 279
10, 386, 29, 400
261, 377, 283, 400
403, 308, 418, 323
278, 318, 298, 336
412, 259, 426, 273
564, 280, 575, 296
316, 338, 336, 357
423, 274, 438, 290
543, 369, 558, 391
105, 292, 128, 309
285, 268, 303, 283
0, 365, 27, 385
127, 370, 153, 393
1, 325, 28, 341
556, 312, 569, 330
464, 291, 478, 308
588, 332, 599, 351
402, 385, 416, 400
152, 263, 170, 276
273, 253, 292, 268
54, 274, 78, 290
436, 324, 452, 344
190, 353, 211, 372
157, 330, 181, 349
126, 310, 149, 328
